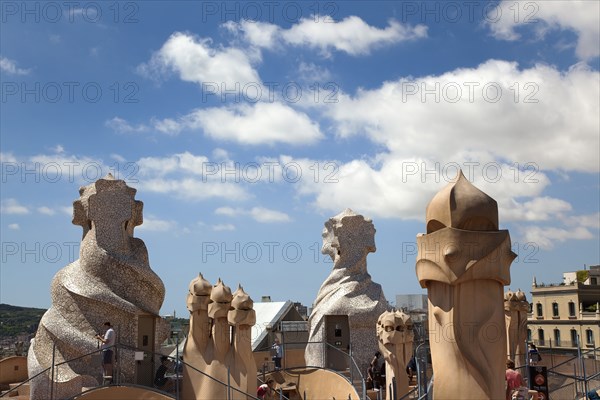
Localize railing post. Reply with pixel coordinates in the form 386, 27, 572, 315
524, 339, 530, 387
362, 375, 366, 400
176, 336, 180, 400
227, 365, 231, 400
579, 334, 589, 396
349, 343, 353, 386
50, 343, 56, 400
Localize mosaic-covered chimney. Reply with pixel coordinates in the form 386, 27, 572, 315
28, 175, 168, 399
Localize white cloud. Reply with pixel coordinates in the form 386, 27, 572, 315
136, 152, 210, 177
130, 102, 324, 144
1, 199, 29, 215
215, 206, 291, 223
223, 20, 280, 49
249, 207, 291, 223
134, 152, 250, 202
137, 215, 176, 232
105, 117, 148, 134
297, 62, 332, 82
137, 32, 261, 89
212, 148, 230, 161
215, 206, 238, 217
0, 152, 17, 163
189, 102, 323, 145
488, 1, 600, 60
499, 197, 572, 222
38, 206, 56, 216
8, 223, 20, 230
29, 152, 111, 184
521, 226, 594, 250
212, 223, 236, 231
561, 212, 600, 230
110, 153, 126, 163
0, 57, 31, 75
283, 16, 427, 56
138, 178, 248, 202
323, 60, 599, 173
60, 206, 73, 216
151, 117, 182, 135
228, 16, 427, 56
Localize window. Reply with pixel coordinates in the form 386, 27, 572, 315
538, 329, 545, 345
527, 329, 532, 342
552, 302, 559, 318
571, 329, 578, 347
568, 301, 576, 317
587, 329, 595, 345
536, 303, 543, 317
591, 277, 597, 285
554, 329, 561, 346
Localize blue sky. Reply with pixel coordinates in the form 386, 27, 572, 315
1, 1, 599, 317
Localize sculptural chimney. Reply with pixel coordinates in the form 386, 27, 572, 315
415, 171, 516, 399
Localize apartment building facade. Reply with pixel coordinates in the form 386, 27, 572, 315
528, 265, 600, 352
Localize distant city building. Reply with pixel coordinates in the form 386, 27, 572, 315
396, 294, 428, 311
396, 293, 428, 343
293, 302, 308, 319
528, 265, 600, 352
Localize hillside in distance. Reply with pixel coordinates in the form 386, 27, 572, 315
0, 303, 46, 338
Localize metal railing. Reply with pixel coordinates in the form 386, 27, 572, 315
256, 340, 366, 399
1, 342, 264, 400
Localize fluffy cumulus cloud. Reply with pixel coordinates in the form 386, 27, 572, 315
281, 155, 556, 221
1, 199, 29, 215
137, 215, 177, 232
188, 102, 323, 145
0, 56, 31, 75
212, 223, 236, 231
322, 60, 599, 172
105, 117, 148, 134
134, 152, 249, 202
227, 16, 427, 56
37, 206, 56, 216
215, 206, 291, 223
561, 212, 600, 230
108, 103, 323, 145
488, 0, 600, 60
137, 32, 261, 89
521, 226, 594, 250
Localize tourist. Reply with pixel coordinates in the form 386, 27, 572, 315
528, 343, 541, 366
95, 322, 115, 383
505, 359, 524, 400
257, 378, 276, 399
154, 356, 174, 392
587, 389, 600, 399
272, 338, 283, 370
366, 359, 377, 389
406, 355, 417, 382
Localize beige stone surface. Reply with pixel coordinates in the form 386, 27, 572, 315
305, 209, 388, 377
27, 175, 167, 400
504, 289, 528, 368
264, 367, 360, 399
74, 385, 173, 399
377, 311, 413, 399
181, 275, 257, 400
0, 356, 28, 385
415, 171, 516, 399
